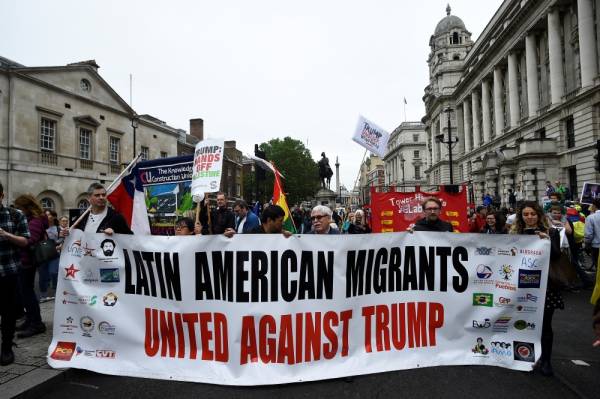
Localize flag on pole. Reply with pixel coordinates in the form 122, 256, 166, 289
106, 162, 151, 235
351, 115, 390, 158
272, 163, 296, 233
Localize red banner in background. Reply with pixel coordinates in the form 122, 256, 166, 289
370, 186, 470, 233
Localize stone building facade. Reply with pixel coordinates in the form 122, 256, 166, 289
423, 1, 600, 205
0, 57, 183, 214
383, 121, 428, 189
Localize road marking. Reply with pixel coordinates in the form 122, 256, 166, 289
571, 359, 590, 366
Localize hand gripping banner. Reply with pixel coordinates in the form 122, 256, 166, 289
48, 230, 549, 385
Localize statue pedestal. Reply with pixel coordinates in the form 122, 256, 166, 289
315, 188, 337, 208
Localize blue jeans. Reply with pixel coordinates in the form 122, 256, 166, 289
38, 257, 59, 295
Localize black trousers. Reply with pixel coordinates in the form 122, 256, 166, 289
541, 307, 555, 361
0, 274, 18, 346
18, 266, 42, 325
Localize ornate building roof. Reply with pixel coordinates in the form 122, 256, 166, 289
434, 4, 466, 36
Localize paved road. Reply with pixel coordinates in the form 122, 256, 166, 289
35, 289, 600, 399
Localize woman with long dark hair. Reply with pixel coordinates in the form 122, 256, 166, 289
510, 201, 562, 376
481, 211, 507, 234
13, 194, 47, 338
39, 209, 61, 301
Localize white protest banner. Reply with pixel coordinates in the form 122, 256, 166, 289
48, 231, 549, 385
352, 115, 390, 157
191, 139, 225, 196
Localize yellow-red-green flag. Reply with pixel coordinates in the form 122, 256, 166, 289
272, 164, 296, 233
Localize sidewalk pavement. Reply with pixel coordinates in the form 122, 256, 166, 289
0, 300, 66, 399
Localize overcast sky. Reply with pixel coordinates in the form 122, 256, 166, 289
2, 0, 502, 190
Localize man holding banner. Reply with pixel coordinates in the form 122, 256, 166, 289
412, 197, 454, 232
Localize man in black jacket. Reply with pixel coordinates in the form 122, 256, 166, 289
75, 183, 132, 235
411, 197, 454, 232
208, 192, 235, 235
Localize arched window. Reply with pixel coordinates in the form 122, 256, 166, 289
78, 199, 90, 209
41, 197, 55, 210
452, 32, 459, 44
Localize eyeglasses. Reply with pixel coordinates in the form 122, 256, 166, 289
175, 224, 189, 230
424, 207, 440, 212
311, 214, 327, 221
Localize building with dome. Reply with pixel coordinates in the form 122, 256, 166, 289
423, 1, 600, 205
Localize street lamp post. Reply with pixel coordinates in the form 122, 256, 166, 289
131, 114, 139, 160
400, 154, 405, 191
436, 107, 459, 185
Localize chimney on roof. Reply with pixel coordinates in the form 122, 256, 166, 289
190, 118, 204, 141
67, 60, 100, 71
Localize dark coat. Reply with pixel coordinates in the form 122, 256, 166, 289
20, 215, 49, 268
210, 207, 235, 235
76, 207, 133, 235
413, 217, 454, 232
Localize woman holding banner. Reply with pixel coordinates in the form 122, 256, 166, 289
348, 210, 371, 234
480, 211, 507, 234
510, 201, 563, 376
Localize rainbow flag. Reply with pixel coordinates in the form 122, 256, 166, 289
272, 164, 296, 233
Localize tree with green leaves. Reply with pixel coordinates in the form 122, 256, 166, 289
249, 137, 320, 206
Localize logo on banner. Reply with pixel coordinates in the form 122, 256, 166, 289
103, 292, 118, 307
83, 269, 99, 284
50, 341, 76, 361
517, 293, 538, 303
96, 350, 116, 359
475, 247, 494, 256
59, 316, 79, 334
490, 342, 512, 358
472, 318, 491, 329
521, 257, 541, 268
100, 268, 120, 283
513, 341, 535, 362
497, 247, 517, 256
515, 305, 537, 313
64, 264, 80, 280
471, 337, 489, 355
62, 291, 97, 306
82, 242, 96, 257
518, 270, 542, 288
98, 239, 119, 261
475, 264, 493, 279
67, 240, 83, 257
473, 293, 493, 307
98, 321, 116, 335
519, 248, 542, 256
80, 316, 95, 337
494, 296, 514, 308
492, 316, 512, 332
76, 346, 95, 357
514, 320, 536, 331
498, 265, 514, 280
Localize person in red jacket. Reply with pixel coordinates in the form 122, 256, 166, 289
469, 206, 488, 232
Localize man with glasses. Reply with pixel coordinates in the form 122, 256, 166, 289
307, 205, 340, 235
412, 197, 454, 232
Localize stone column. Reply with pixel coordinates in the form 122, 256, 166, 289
471, 91, 481, 148
439, 116, 446, 158
525, 33, 539, 117
481, 79, 492, 143
430, 130, 436, 165
548, 8, 565, 104
507, 52, 520, 127
493, 67, 505, 136
463, 98, 472, 153
578, 0, 598, 86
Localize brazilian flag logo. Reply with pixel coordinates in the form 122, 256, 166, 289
473, 293, 493, 307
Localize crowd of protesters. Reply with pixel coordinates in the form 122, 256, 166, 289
1, 178, 599, 374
